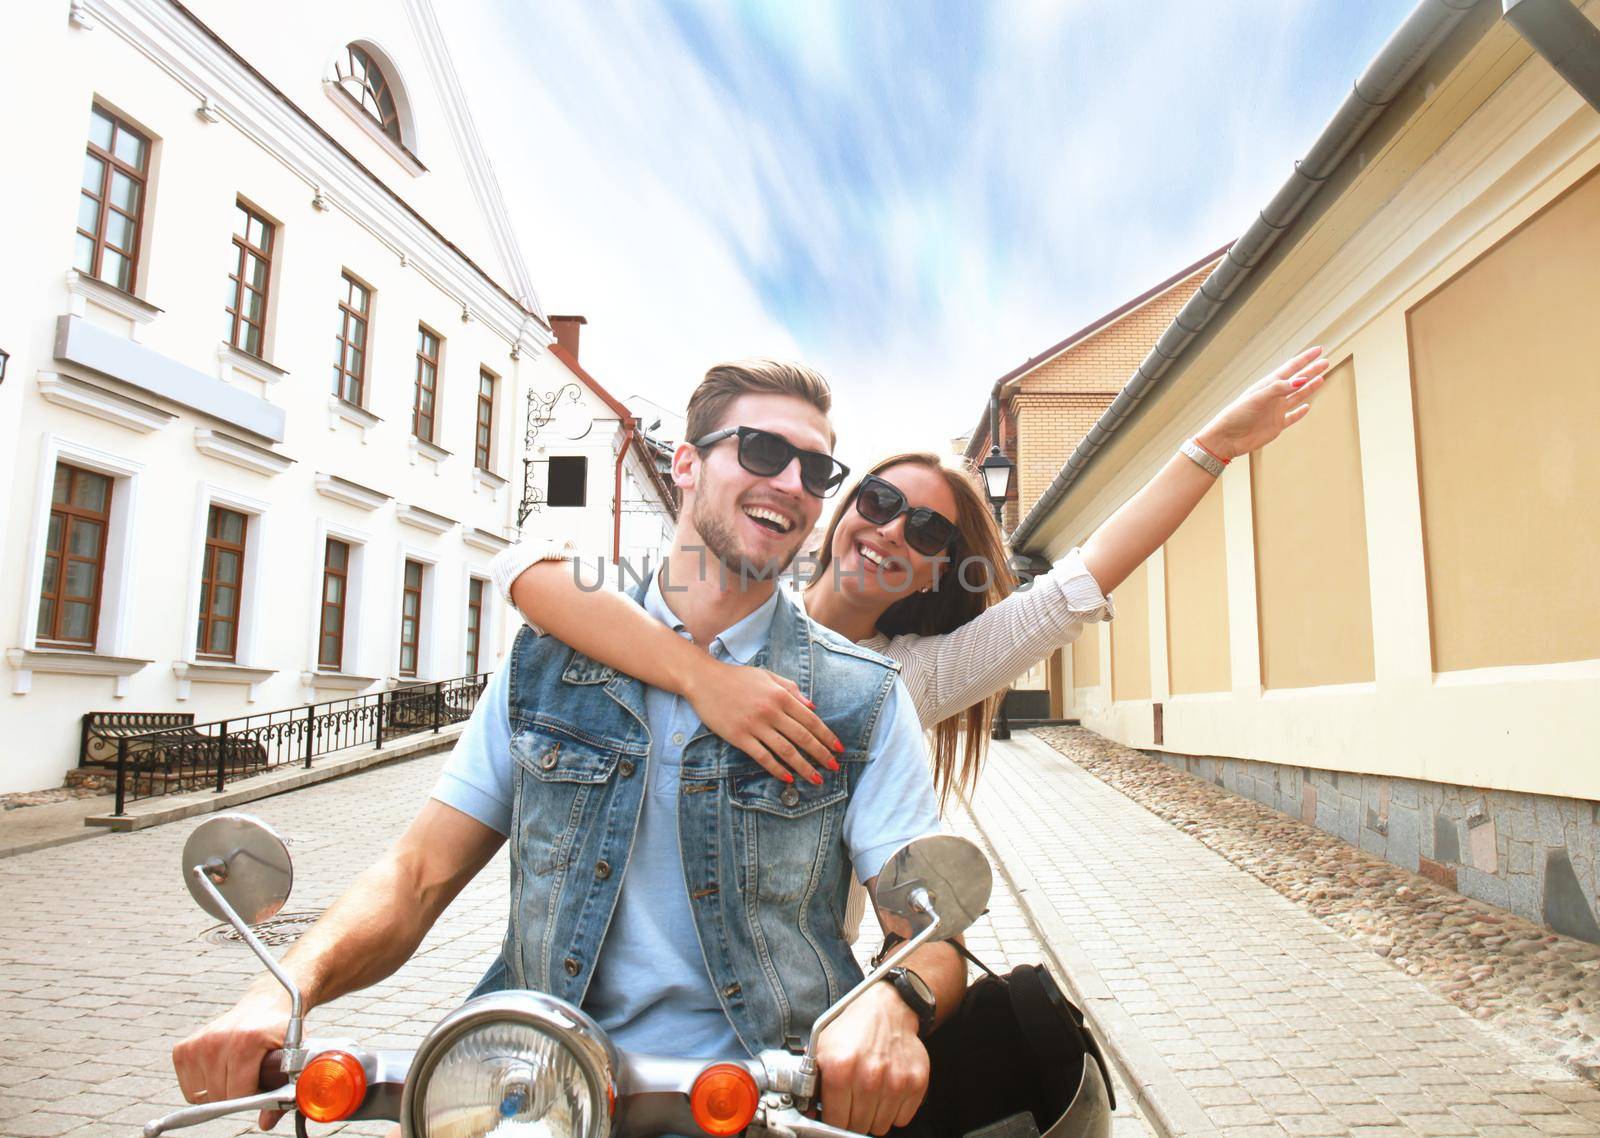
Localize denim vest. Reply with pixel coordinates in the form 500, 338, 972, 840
482, 583, 901, 1056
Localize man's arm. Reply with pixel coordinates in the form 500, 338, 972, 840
812, 890, 966, 1136
818, 678, 966, 1135
171, 801, 504, 1121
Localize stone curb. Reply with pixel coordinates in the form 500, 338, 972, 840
0, 824, 109, 860
79, 724, 465, 832
963, 731, 1215, 1138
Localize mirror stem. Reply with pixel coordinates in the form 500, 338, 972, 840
190, 864, 307, 1070
802, 887, 941, 1069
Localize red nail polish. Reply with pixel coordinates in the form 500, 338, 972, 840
779, 771, 794, 783
809, 771, 824, 786
832, 740, 845, 753
825, 758, 841, 773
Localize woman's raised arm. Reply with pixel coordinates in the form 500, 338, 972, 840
1080, 345, 1328, 592
892, 346, 1331, 724
491, 544, 841, 784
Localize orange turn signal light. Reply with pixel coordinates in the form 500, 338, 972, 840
295, 1050, 367, 1123
689, 1062, 760, 1137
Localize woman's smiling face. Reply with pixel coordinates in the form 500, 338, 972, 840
828, 461, 962, 604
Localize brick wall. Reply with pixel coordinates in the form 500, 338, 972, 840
1009, 260, 1216, 522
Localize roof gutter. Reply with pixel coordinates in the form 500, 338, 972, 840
1008, 0, 1479, 554
1503, 0, 1600, 112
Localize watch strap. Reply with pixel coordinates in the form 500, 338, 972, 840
887, 966, 936, 1039
1180, 438, 1226, 477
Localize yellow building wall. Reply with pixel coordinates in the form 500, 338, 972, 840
1408, 167, 1600, 672
1071, 612, 1101, 690
1164, 482, 1231, 695
1110, 560, 1151, 701
1251, 358, 1376, 689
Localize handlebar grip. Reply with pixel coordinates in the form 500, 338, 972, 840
259, 1052, 289, 1092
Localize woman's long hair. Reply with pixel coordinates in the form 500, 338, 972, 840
808, 453, 1018, 807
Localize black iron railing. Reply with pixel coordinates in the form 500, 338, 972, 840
110, 673, 489, 814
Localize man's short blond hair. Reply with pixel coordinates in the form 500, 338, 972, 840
685, 359, 836, 449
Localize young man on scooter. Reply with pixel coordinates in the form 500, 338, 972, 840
172, 360, 965, 1138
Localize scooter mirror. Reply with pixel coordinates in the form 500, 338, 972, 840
181, 813, 293, 925
873, 834, 991, 942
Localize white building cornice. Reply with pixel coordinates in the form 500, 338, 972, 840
36, 371, 176, 434
193, 428, 295, 476
462, 526, 510, 553
65, 269, 162, 342
315, 472, 390, 510
395, 502, 457, 534
82, 0, 553, 358
7, 647, 153, 697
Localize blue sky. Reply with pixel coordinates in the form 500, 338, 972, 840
438, 1, 1414, 473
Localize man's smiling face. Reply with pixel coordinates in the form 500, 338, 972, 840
682, 392, 831, 578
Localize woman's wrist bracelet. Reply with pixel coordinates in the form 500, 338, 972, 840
1193, 437, 1231, 465
1180, 438, 1227, 478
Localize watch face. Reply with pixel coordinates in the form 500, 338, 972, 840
901, 968, 934, 1004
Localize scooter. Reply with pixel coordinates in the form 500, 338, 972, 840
143, 812, 1111, 1138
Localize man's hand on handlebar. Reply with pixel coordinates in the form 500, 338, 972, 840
171, 981, 292, 1131
811, 981, 929, 1136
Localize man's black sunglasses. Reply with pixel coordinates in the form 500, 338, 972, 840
854, 474, 959, 556
692, 426, 850, 499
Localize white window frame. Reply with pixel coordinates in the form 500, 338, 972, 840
394, 545, 440, 682
308, 519, 373, 681
16, 435, 144, 657
182, 482, 270, 673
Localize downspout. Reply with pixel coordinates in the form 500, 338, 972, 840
613, 418, 637, 564
1503, 0, 1600, 112
1008, 0, 1478, 554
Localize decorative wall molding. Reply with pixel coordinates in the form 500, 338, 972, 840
65, 269, 161, 342
314, 472, 390, 510
328, 394, 381, 438
193, 428, 294, 476
301, 669, 379, 692
6, 647, 151, 697
408, 434, 451, 470
36, 371, 175, 434
396, 502, 457, 534
218, 343, 287, 389
462, 526, 510, 553
172, 660, 276, 702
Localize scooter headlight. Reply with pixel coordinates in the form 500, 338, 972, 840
401, 992, 615, 1138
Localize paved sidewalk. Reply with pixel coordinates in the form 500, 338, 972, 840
965, 732, 1599, 1137
0, 746, 1152, 1138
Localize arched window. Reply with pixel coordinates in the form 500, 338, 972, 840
335, 44, 401, 143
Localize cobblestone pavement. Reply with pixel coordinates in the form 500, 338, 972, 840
965, 731, 1600, 1137
1033, 727, 1600, 1086
0, 748, 1151, 1138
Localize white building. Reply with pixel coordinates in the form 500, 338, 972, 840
0, 0, 675, 794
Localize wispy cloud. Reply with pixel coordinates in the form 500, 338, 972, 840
438, 0, 1412, 471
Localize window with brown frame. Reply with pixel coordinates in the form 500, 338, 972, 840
37, 463, 113, 648
197, 506, 249, 661
332, 273, 371, 405
399, 559, 424, 677
75, 104, 150, 294
226, 202, 275, 358
414, 326, 441, 442
475, 369, 496, 470
465, 578, 484, 675
334, 44, 402, 144
319, 538, 351, 671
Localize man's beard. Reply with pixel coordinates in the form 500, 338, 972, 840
693, 493, 801, 584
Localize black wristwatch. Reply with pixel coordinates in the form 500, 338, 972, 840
886, 966, 936, 1039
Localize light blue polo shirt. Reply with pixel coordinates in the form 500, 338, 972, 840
432, 572, 940, 1058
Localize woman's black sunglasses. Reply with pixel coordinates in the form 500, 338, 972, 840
854, 474, 959, 556
692, 426, 850, 498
